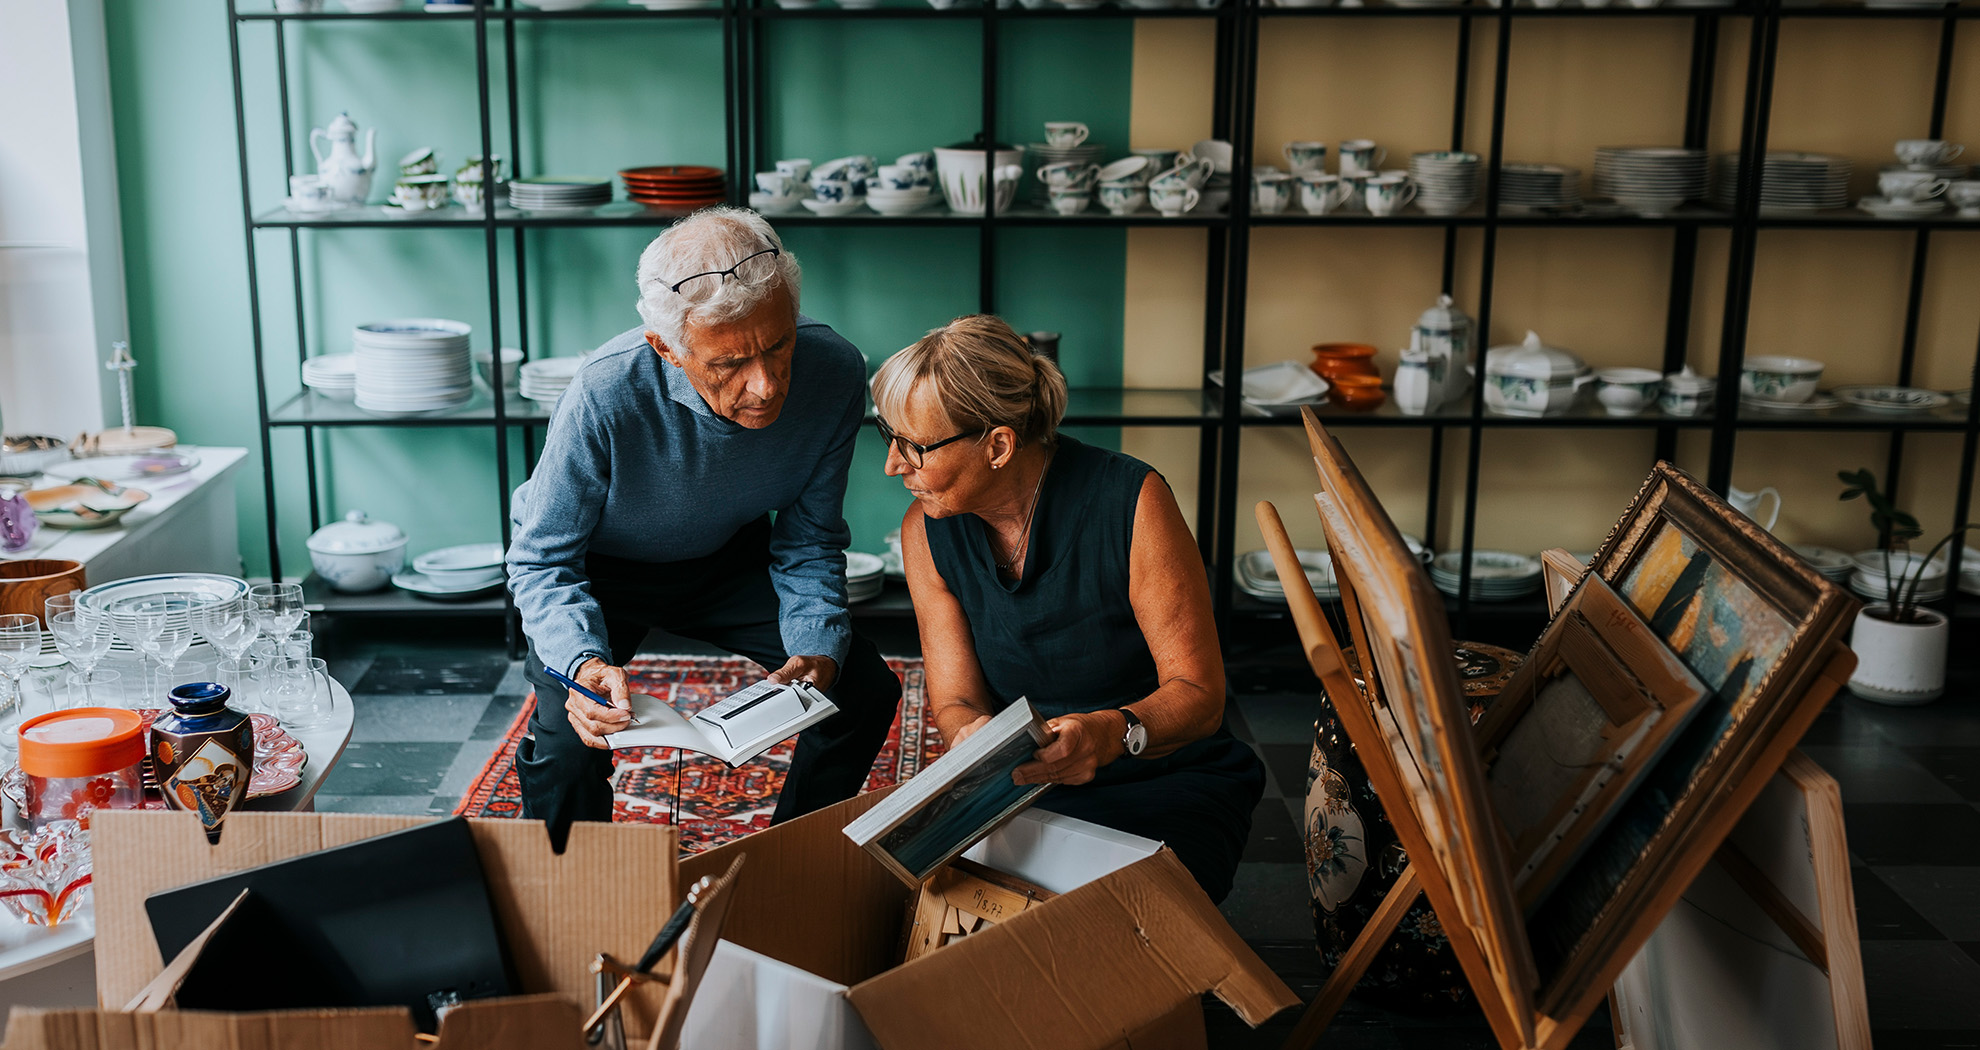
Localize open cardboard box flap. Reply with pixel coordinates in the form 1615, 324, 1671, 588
66, 809, 679, 1048
680, 789, 1297, 1050
1, 995, 580, 1050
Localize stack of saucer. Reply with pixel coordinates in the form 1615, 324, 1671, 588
1429, 550, 1542, 601
619, 165, 725, 210
1026, 142, 1106, 202
866, 184, 939, 216
302, 353, 357, 401
1594, 146, 1708, 216
846, 551, 885, 603
1793, 545, 1857, 587
508, 176, 612, 211
519, 357, 582, 404
1850, 549, 1947, 603
1710, 152, 1850, 211
1409, 151, 1481, 215
396, 542, 507, 600
1858, 196, 1945, 219
352, 319, 472, 414
1235, 549, 1337, 603
1497, 164, 1581, 209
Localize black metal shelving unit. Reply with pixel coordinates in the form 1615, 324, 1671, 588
225, 0, 1980, 641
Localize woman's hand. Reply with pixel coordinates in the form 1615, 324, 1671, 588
1013, 712, 1125, 786
565, 657, 632, 749
950, 713, 992, 746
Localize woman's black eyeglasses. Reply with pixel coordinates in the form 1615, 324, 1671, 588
874, 417, 980, 469
668, 246, 781, 295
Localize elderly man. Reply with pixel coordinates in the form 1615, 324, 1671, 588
507, 207, 902, 839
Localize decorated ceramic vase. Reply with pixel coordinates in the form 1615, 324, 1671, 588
1304, 641, 1523, 1012
154, 682, 254, 842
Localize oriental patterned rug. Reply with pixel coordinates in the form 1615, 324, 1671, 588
454, 655, 936, 853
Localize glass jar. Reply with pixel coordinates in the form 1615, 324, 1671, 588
17, 707, 146, 830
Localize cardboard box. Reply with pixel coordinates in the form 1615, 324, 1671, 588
677, 793, 1298, 1050
5, 809, 682, 1050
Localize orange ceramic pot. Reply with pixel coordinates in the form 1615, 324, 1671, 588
1311, 342, 1381, 383
1330, 373, 1387, 411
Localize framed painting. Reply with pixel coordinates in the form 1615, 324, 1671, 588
1527, 463, 1857, 1013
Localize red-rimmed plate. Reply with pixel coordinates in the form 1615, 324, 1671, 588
619, 165, 724, 183
133, 709, 307, 800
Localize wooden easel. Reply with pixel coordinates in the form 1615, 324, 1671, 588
1260, 408, 1858, 1050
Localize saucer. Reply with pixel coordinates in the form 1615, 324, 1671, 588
800, 198, 864, 216
1834, 385, 1950, 413
1740, 392, 1837, 413
748, 192, 804, 215
1858, 196, 1945, 219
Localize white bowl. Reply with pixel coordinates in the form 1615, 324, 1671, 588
473, 347, 523, 392
307, 544, 405, 593
1740, 356, 1823, 403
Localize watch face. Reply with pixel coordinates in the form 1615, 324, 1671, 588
1124, 724, 1148, 756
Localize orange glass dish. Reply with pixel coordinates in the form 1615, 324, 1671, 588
1311, 342, 1381, 383
1330, 373, 1387, 411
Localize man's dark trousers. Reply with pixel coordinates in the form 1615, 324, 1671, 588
517, 515, 902, 840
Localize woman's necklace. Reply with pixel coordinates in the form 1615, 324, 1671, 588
994, 456, 1051, 576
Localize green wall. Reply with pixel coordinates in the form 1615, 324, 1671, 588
105, 2, 1130, 575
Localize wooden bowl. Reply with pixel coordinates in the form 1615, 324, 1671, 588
1311, 342, 1381, 382
0, 560, 84, 621
1330, 373, 1387, 411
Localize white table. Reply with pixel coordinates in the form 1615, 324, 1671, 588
0, 662, 354, 1010
4, 447, 247, 584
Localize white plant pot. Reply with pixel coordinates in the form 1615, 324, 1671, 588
1848, 603, 1949, 705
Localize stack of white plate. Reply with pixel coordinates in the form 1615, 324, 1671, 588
1410, 151, 1481, 216
846, 551, 885, 604
1850, 549, 1947, 603
1710, 152, 1850, 211
396, 542, 506, 600
509, 176, 612, 211
631, 0, 717, 7
1026, 142, 1107, 202
866, 186, 939, 216
1942, 545, 1980, 597
517, 0, 596, 7
353, 319, 473, 414
1498, 164, 1581, 209
1594, 146, 1708, 216
1429, 550, 1542, 601
1794, 545, 1857, 586
520, 357, 583, 403
1236, 549, 1337, 603
79, 572, 249, 653
302, 353, 357, 401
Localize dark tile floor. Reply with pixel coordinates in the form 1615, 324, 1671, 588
308, 618, 1980, 1047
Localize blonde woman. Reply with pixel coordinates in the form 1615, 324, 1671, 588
871, 315, 1265, 902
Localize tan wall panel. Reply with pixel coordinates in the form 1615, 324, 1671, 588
1251, 20, 1462, 170
1236, 425, 1440, 553
1243, 226, 1450, 373
1489, 20, 1693, 164
1482, 228, 1673, 369
1122, 426, 1205, 534
1470, 429, 1662, 552
1130, 19, 1218, 149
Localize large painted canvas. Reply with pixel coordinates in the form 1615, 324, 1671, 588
1616, 520, 1794, 715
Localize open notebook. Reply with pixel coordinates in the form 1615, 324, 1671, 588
612, 679, 838, 766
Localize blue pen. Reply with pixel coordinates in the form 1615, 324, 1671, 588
544, 666, 640, 725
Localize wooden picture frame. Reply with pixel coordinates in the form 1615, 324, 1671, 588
1610, 750, 1870, 1050
1475, 574, 1711, 911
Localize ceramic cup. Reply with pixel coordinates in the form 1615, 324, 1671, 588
1097, 156, 1150, 185
1283, 141, 1328, 176
1045, 122, 1090, 149
1156, 155, 1215, 190
1339, 140, 1386, 176
1037, 162, 1100, 190
391, 174, 448, 210
1896, 139, 1965, 169
1190, 139, 1234, 174
1049, 187, 1093, 216
1595, 368, 1663, 417
1879, 169, 1948, 201
811, 178, 853, 204
1251, 171, 1294, 215
1298, 174, 1352, 215
755, 172, 796, 196
289, 174, 332, 211
398, 147, 438, 176
896, 151, 935, 173
1948, 180, 1980, 214
876, 165, 919, 191
1365, 174, 1416, 216
775, 158, 813, 183
1150, 184, 1200, 217
1339, 171, 1371, 212
837, 156, 878, 182
1098, 179, 1147, 216
1130, 148, 1181, 175
1394, 352, 1433, 416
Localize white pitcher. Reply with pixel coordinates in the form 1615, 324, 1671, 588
310, 112, 377, 205
1728, 485, 1781, 531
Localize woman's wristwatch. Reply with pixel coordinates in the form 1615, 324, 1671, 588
1118, 707, 1147, 756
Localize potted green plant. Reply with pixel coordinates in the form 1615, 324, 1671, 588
1838, 468, 1975, 704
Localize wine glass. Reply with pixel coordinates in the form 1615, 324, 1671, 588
249, 582, 305, 641
0, 615, 41, 760
197, 596, 261, 666
48, 610, 112, 686
143, 598, 198, 696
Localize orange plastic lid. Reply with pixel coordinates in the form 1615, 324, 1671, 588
18, 708, 146, 779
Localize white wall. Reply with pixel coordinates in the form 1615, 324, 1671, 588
0, 0, 126, 439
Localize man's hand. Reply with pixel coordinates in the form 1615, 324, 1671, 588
564, 657, 632, 750
1012, 711, 1126, 787
767, 654, 838, 692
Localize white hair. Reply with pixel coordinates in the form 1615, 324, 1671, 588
634, 206, 803, 354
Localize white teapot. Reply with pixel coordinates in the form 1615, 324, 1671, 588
1728, 485, 1781, 531
310, 112, 377, 205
